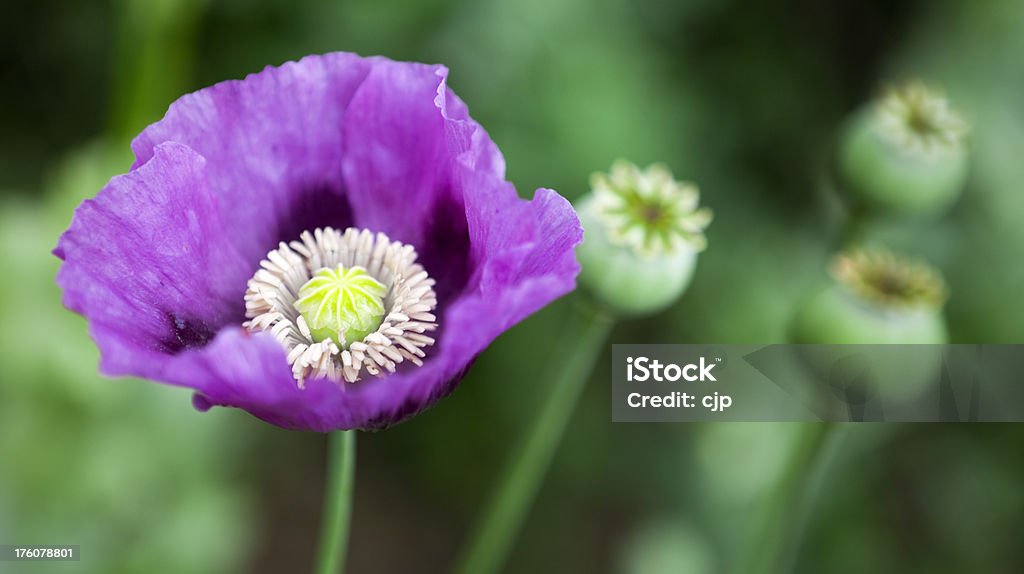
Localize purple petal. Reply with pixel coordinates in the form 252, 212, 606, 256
339, 59, 506, 303
340, 60, 504, 244
55, 142, 251, 379
130, 53, 374, 264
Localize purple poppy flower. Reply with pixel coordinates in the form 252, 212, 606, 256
55, 53, 581, 431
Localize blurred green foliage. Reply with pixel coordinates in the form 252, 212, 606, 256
0, 145, 256, 573
2, 0, 1023, 573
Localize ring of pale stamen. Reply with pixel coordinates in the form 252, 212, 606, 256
244, 227, 438, 385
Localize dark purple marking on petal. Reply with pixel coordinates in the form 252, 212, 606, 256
270, 182, 354, 248
160, 313, 218, 354
418, 196, 474, 305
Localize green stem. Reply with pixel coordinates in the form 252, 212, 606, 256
839, 203, 872, 248
737, 423, 846, 574
110, 0, 204, 147
314, 431, 356, 574
453, 299, 614, 574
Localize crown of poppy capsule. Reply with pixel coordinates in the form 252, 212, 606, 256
575, 160, 712, 316
831, 247, 947, 310
873, 81, 968, 157
791, 247, 949, 349
293, 264, 388, 347
589, 160, 712, 256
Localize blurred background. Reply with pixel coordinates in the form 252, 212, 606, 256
2, 0, 1023, 572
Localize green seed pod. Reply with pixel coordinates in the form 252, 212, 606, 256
791, 248, 949, 403
575, 160, 712, 317
293, 265, 386, 348
837, 81, 969, 216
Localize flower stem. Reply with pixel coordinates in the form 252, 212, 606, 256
453, 299, 613, 574
111, 0, 205, 146
839, 203, 871, 248
738, 423, 846, 574
314, 431, 356, 574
